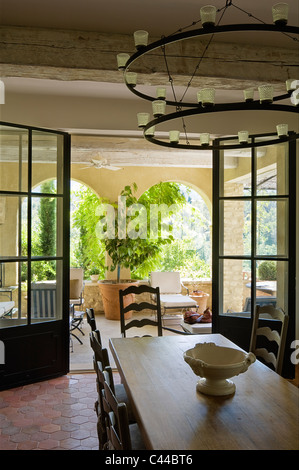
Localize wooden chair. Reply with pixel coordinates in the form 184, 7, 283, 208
91, 346, 110, 449
249, 304, 289, 375
102, 369, 145, 450
86, 307, 96, 331
119, 284, 191, 337
89, 329, 135, 448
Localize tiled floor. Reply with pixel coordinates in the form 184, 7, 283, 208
0, 311, 184, 451
0, 373, 100, 450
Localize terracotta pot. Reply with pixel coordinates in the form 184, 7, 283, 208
190, 292, 210, 314
99, 281, 139, 321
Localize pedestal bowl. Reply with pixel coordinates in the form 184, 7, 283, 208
184, 342, 256, 396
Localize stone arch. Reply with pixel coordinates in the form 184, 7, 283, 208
71, 177, 101, 199
137, 177, 212, 217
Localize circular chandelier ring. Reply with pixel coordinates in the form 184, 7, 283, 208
143, 102, 299, 150
124, 23, 299, 107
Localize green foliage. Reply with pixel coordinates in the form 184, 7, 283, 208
154, 239, 211, 279
258, 261, 277, 280
21, 180, 57, 282
71, 186, 106, 279
100, 183, 180, 282
38, 180, 56, 257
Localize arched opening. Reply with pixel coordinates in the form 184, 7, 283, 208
135, 182, 212, 281
70, 180, 105, 280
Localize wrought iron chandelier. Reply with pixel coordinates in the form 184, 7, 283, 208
117, 2, 299, 150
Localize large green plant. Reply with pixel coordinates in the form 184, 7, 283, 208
98, 183, 186, 282
71, 186, 106, 278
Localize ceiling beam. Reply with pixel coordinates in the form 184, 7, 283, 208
1, 26, 298, 91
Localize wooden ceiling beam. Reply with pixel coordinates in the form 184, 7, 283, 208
1, 26, 298, 91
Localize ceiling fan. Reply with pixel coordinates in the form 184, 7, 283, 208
82, 158, 122, 171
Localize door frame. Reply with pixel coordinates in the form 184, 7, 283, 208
212, 133, 296, 378
0, 121, 71, 390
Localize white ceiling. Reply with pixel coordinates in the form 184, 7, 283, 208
1, 0, 298, 36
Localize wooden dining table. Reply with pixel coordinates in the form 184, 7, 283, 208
109, 334, 299, 450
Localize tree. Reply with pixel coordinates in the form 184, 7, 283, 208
39, 180, 56, 257
71, 186, 106, 278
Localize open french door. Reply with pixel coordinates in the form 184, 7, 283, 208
212, 133, 296, 378
0, 122, 70, 390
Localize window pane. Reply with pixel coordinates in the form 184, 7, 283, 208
0, 125, 28, 192
220, 259, 250, 315
220, 200, 251, 256
256, 199, 288, 257
220, 144, 252, 197
0, 261, 27, 328
31, 260, 62, 322
256, 260, 287, 313
32, 132, 64, 194
255, 141, 288, 196
31, 196, 57, 257
0, 196, 27, 258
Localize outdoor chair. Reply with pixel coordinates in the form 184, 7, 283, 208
102, 369, 145, 451
70, 267, 84, 310
31, 282, 56, 319
119, 284, 191, 337
0, 301, 15, 318
69, 268, 85, 340
249, 304, 289, 375
150, 271, 198, 315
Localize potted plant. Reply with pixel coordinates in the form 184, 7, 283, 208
97, 183, 174, 320
89, 265, 100, 282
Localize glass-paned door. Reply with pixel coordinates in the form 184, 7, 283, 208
213, 134, 296, 378
0, 122, 70, 390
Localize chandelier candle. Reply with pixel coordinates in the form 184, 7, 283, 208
272, 3, 289, 26
258, 85, 274, 104
200, 5, 217, 28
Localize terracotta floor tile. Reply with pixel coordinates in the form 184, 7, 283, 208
0, 372, 102, 450
40, 423, 61, 433
38, 438, 60, 450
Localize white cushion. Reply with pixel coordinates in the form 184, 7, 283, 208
181, 322, 212, 334
0, 301, 14, 317
160, 294, 197, 308
151, 272, 181, 294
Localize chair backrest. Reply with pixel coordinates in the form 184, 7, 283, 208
150, 271, 181, 294
249, 304, 289, 375
102, 369, 132, 450
92, 356, 115, 449
89, 329, 110, 369
31, 282, 56, 319
86, 307, 96, 331
119, 284, 163, 337
70, 267, 84, 301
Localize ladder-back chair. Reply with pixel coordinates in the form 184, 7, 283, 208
249, 304, 289, 375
